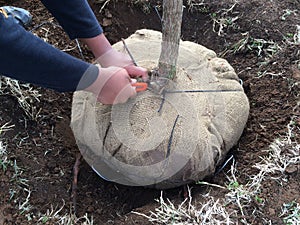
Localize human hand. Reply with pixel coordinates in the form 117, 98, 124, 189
84, 66, 137, 105
81, 34, 148, 80
97, 48, 148, 80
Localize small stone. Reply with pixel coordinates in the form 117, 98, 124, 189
105, 9, 112, 18
285, 165, 298, 174
96, 208, 103, 214
292, 65, 300, 80
47, 161, 56, 170
87, 206, 94, 213
102, 18, 112, 27
269, 208, 276, 216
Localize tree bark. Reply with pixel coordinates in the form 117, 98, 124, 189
158, 0, 183, 80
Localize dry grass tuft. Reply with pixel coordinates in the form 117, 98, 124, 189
133, 187, 233, 224
37, 201, 94, 225
135, 118, 300, 224
0, 77, 41, 120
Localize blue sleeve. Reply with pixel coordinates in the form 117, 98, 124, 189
0, 14, 98, 92
41, 0, 103, 39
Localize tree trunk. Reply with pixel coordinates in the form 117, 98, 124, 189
158, 0, 183, 80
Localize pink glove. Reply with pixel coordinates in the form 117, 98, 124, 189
97, 48, 148, 80
85, 66, 136, 105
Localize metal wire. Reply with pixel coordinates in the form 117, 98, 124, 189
166, 115, 180, 158
121, 38, 138, 66
165, 89, 242, 93
154, 5, 163, 24
214, 154, 234, 175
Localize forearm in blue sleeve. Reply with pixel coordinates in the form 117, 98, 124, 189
41, 0, 103, 39
0, 14, 98, 92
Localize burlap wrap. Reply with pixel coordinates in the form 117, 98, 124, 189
71, 29, 249, 189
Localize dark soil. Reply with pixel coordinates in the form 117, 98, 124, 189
0, 0, 299, 224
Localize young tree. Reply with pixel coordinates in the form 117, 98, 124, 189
158, 0, 183, 80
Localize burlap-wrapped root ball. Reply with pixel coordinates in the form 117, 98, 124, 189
71, 29, 249, 189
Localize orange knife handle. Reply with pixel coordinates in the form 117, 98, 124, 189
132, 82, 148, 92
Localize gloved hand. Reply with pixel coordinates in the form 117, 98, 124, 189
85, 66, 137, 105
97, 48, 148, 80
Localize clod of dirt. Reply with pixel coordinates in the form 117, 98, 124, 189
71, 29, 249, 189
102, 17, 112, 27
285, 165, 298, 175
292, 65, 300, 80
104, 9, 112, 18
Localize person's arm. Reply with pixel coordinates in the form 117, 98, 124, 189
0, 11, 138, 105
40, 0, 102, 39
0, 14, 98, 92
41, 0, 148, 79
